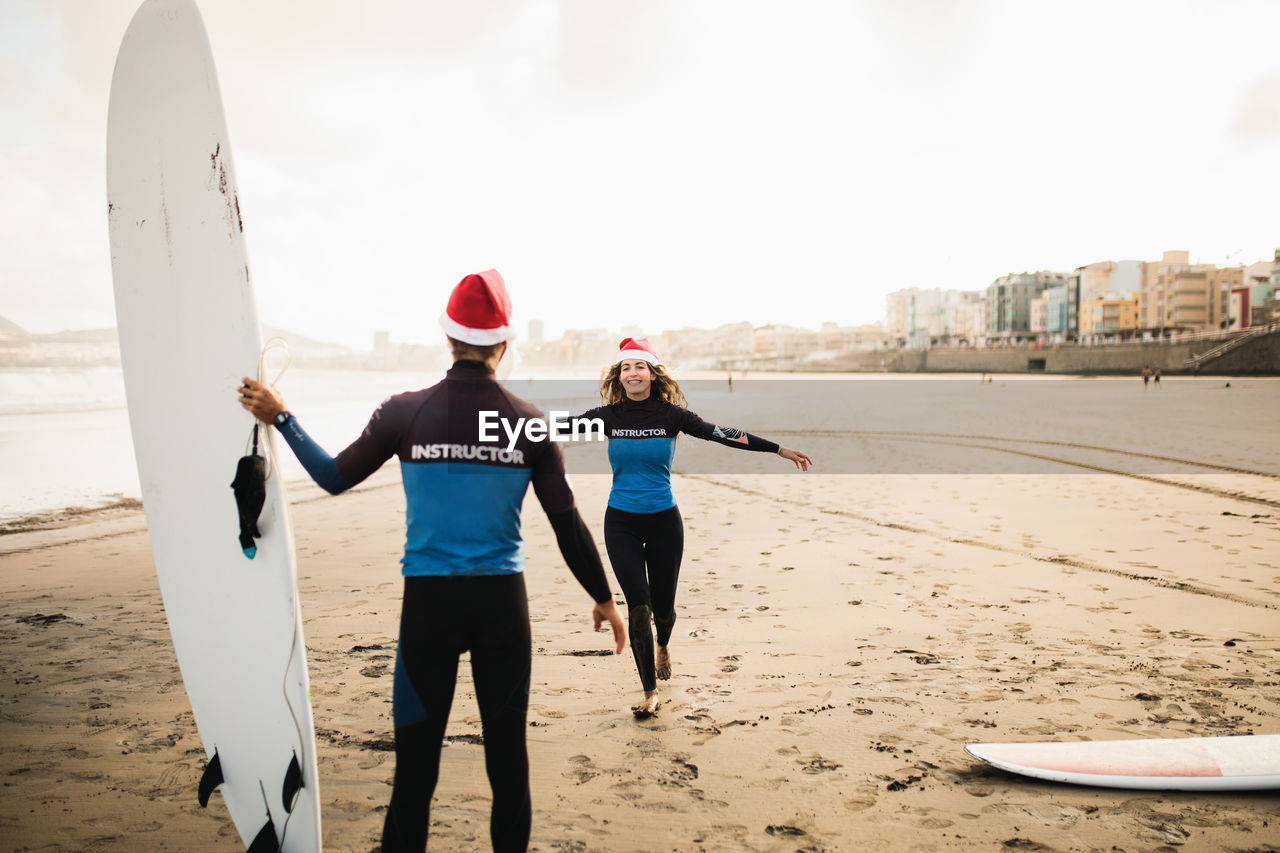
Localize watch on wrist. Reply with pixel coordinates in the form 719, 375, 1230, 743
273, 411, 292, 427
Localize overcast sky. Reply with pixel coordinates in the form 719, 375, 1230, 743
3, 0, 1278, 349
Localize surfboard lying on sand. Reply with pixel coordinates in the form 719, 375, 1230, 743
967, 734, 1280, 792
107, 1, 321, 849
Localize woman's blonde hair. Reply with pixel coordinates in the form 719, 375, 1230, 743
599, 360, 686, 407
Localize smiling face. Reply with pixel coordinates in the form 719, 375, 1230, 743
618, 359, 654, 400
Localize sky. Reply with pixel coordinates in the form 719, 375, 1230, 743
2, 0, 1278, 350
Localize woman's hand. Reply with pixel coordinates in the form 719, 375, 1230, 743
238, 377, 288, 423
779, 447, 813, 471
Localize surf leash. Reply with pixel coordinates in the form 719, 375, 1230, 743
254, 337, 311, 844
230, 337, 293, 559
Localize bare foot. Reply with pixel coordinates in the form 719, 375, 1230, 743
631, 690, 661, 719
655, 646, 672, 680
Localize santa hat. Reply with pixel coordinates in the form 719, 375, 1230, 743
617, 337, 660, 365
439, 270, 512, 345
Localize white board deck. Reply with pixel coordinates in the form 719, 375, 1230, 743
967, 734, 1280, 792
107, 0, 321, 849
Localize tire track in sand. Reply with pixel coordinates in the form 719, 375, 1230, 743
685, 475, 1278, 611
766, 429, 1280, 510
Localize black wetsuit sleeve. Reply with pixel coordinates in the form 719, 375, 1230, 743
560, 406, 607, 441
677, 408, 781, 454
546, 508, 612, 603
331, 397, 404, 487
531, 442, 612, 602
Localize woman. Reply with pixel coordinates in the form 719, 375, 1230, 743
575, 338, 812, 717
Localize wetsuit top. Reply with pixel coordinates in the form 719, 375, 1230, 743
574, 395, 780, 514
275, 361, 610, 599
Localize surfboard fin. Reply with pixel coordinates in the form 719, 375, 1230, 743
197, 751, 223, 807
281, 752, 302, 813
247, 817, 278, 853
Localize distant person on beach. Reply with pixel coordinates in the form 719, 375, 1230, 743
1142, 366, 1151, 389
571, 338, 812, 718
1153, 368, 1162, 388
238, 270, 625, 853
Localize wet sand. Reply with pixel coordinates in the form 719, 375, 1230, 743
2, 380, 1279, 851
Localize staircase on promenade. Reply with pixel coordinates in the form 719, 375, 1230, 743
1184, 322, 1279, 369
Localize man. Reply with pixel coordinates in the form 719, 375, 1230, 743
238, 269, 626, 852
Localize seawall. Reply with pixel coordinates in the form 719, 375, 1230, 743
806, 330, 1280, 375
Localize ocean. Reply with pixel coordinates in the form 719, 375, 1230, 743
4, 366, 1278, 525
0, 366, 438, 523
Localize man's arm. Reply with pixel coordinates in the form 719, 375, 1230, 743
240, 377, 352, 494
531, 442, 626, 653
275, 415, 351, 495
545, 507, 611, 602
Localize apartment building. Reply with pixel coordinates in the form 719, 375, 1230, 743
1077, 260, 1141, 303
820, 322, 889, 351
1079, 294, 1140, 343
885, 288, 982, 348
1139, 250, 1239, 335
753, 324, 821, 358
984, 271, 1072, 343
953, 299, 987, 346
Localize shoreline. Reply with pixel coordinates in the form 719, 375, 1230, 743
3, 371, 1278, 528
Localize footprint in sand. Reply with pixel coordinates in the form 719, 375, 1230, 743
564, 754, 599, 784
844, 791, 878, 812
718, 655, 740, 673
798, 754, 842, 774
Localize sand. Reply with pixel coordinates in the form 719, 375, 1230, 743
3, 383, 1280, 851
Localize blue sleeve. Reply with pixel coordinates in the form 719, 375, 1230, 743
275, 415, 352, 495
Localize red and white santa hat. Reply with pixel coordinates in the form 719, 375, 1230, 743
439, 269, 512, 345
617, 337, 660, 365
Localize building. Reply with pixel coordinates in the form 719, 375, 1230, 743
1079, 294, 1140, 343
985, 271, 1072, 344
1044, 283, 1075, 341
1077, 260, 1141, 303
1139, 250, 1238, 336
1263, 249, 1280, 325
1233, 251, 1280, 329
884, 288, 982, 348
819, 322, 889, 351
753, 324, 821, 358
1029, 292, 1048, 336
953, 299, 987, 347
527, 320, 545, 346
660, 322, 754, 363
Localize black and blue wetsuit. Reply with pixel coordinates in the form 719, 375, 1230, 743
573, 395, 779, 693
277, 360, 611, 853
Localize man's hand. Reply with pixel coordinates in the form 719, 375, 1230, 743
239, 377, 288, 423
593, 598, 626, 655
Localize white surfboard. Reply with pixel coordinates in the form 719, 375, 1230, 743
967, 734, 1280, 792
107, 1, 321, 850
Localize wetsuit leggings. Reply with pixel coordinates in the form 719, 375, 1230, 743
603, 505, 684, 692
382, 574, 531, 853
